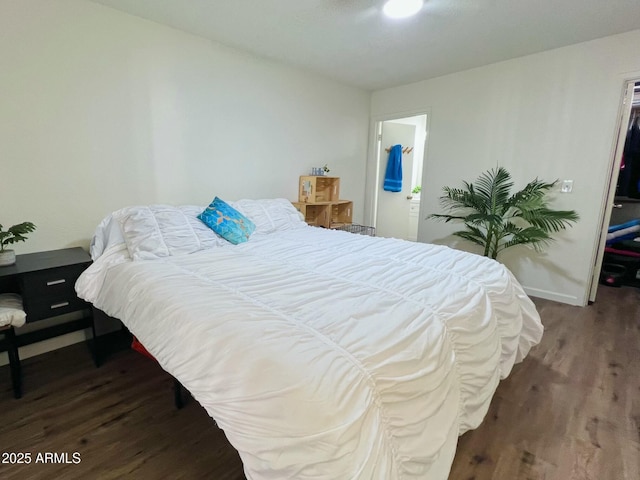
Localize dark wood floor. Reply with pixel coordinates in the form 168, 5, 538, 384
0, 286, 638, 479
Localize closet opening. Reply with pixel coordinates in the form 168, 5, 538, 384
589, 79, 640, 300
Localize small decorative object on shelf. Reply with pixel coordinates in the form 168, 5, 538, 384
0, 221, 36, 267
310, 166, 328, 176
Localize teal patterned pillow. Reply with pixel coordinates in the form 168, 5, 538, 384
198, 197, 256, 244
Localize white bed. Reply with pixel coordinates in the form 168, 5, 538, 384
76, 199, 543, 480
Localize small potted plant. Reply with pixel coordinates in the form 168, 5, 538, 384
0, 222, 36, 266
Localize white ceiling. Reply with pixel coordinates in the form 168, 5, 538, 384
88, 0, 640, 91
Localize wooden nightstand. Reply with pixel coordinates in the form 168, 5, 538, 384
0, 247, 97, 397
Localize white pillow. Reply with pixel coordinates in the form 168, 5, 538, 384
0, 293, 26, 328
232, 198, 306, 235
113, 205, 225, 261
90, 213, 126, 260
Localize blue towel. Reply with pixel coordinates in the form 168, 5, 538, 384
383, 144, 402, 192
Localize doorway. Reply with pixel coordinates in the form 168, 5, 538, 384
589, 79, 640, 301
371, 113, 428, 241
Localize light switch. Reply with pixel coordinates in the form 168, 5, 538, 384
560, 180, 573, 193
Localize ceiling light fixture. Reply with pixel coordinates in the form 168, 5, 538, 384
383, 0, 423, 19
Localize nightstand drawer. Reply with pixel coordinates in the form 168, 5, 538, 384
21, 264, 87, 299
25, 295, 88, 322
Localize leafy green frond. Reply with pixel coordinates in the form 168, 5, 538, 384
0, 221, 36, 250
462, 224, 488, 243
8, 222, 36, 236
462, 182, 490, 211
453, 230, 487, 248
506, 179, 556, 215
427, 213, 469, 223
508, 178, 555, 202
519, 208, 579, 232
464, 213, 503, 226
475, 167, 513, 209
501, 226, 553, 252
508, 196, 547, 217
492, 221, 521, 242
500, 221, 521, 234
439, 186, 489, 214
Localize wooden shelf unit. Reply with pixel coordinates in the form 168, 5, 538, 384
292, 202, 330, 228
331, 200, 353, 226
298, 176, 340, 203
294, 176, 353, 228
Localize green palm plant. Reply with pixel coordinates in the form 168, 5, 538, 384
428, 167, 579, 260
0, 222, 37, 253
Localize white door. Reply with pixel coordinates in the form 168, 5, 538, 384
588, 79, 636, 301
376, 122, 416, 239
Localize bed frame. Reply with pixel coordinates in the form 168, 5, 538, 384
93, 307, 187, 409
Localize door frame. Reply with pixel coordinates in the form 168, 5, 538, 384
364, 108, 431, 231
588, 77, 639, 302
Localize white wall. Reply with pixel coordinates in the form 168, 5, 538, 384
0, 0, 370, 364
0, 0, 370, 256
371, 29, 640, 306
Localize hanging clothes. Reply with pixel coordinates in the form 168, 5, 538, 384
383, 144, 403, 192
625, 117, 640, 198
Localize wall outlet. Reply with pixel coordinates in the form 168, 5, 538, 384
560, 180, 573, 193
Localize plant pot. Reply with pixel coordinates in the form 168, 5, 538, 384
0, 250, 16, 267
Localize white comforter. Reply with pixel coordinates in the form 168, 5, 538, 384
76, 226, 543, 480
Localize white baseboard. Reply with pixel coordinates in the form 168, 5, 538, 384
0, 330, 90, 367
523, 286, 583, 306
